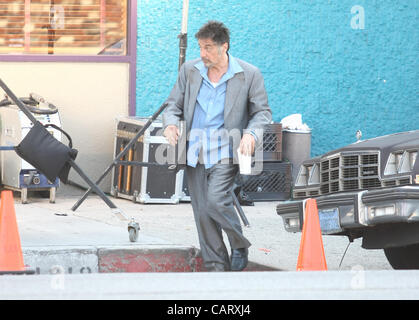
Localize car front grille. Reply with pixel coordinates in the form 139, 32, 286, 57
293, 147, 416, 199
319, 152, 381, 195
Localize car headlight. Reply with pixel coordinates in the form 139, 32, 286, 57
409, 151, 418, 170
384, 150, 417, 175
295, 163, 320, 186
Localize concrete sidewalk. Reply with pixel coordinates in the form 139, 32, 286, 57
14, 184, 392, 274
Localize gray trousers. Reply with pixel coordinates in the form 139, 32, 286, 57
186, 163, 251, 271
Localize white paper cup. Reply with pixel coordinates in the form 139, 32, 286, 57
237, 148, 252, 175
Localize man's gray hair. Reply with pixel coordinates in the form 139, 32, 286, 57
195, 20, 230, 51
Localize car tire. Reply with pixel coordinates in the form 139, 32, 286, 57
384, 243, 419, 269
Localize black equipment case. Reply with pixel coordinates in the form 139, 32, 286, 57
111, 116, 189, 204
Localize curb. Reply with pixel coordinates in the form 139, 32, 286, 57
22, 245, 279, 274
99, 246, 202, 273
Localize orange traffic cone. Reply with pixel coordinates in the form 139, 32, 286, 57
296, 198, 327, 271
0, 190, 25, 272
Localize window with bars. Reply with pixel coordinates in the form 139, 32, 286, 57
0, 0, 127, 55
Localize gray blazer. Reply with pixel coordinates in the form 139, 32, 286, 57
163, 57, 272, 156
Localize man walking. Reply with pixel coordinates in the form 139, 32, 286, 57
163, 21, 272, 271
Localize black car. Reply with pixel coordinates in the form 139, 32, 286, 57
276, 130, 419, 269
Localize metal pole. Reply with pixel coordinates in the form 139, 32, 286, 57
181, 0, 189, 34
68, 159, 117, 210
230, 190, 250, 227
178, 0, 189, 70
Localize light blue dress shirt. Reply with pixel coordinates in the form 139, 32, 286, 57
187, 54, 244, 169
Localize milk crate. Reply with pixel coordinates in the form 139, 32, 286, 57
238, 161, 292, 202
255, 123, 283, 162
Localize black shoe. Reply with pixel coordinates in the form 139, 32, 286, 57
230, 248, 248, 271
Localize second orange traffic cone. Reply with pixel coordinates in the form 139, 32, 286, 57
0, 190, 25, 272
296, 198, 327, 271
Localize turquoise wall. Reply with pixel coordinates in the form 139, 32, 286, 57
136, 0, 418, 157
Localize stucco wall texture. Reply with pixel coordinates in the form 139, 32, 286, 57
136, 0, 418, 157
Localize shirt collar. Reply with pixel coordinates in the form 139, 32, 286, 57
194, 53, 243, 84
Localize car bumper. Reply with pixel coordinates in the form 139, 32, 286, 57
276, 186, 419, 235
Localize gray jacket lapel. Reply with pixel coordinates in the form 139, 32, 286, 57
224, 71, 245, 122
186, 68, 203, 126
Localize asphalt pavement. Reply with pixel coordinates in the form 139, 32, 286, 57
15, 184, 392, 272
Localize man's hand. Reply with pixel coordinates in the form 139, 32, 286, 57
164, 125, 179, 146
239, 133, 256, 156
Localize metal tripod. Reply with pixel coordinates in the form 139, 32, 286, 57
0, 78, 140, 240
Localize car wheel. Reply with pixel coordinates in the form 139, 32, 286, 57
384, 243, 419, 269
